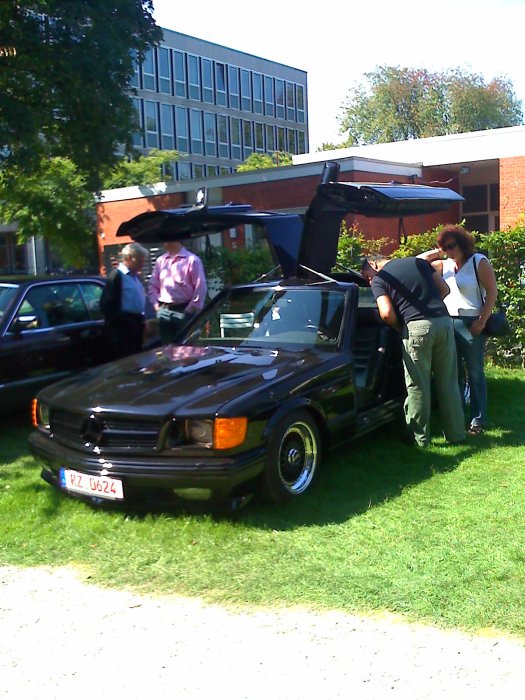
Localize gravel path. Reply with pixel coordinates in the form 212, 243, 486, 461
1, 565, 525, 699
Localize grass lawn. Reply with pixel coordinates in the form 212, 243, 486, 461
1, 366, 524, 637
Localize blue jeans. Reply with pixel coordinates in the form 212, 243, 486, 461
452, 318, 487, 428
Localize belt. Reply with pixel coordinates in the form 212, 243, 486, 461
159, 302, 187, 311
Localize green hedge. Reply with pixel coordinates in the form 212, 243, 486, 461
370, 223, 525, 367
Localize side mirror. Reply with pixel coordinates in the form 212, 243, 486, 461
10, 315, 39, 334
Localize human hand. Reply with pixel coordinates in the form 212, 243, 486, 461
469, 318, 485, 336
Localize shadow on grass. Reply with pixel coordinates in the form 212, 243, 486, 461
6, 373, 525, 530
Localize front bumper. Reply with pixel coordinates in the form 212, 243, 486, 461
29, 430, 265, 508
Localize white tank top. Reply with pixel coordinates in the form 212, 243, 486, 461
442, 253, 487, 317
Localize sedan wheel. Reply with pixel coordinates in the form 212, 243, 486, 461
263, 410, 321, 502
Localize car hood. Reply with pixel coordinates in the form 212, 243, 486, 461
41, 344, 327, 416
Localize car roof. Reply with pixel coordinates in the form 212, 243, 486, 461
117, 162, 464, 277
0, 274, 104, 287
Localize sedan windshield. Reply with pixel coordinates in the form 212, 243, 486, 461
184, 286, 346, 350
0, 284, 18, 320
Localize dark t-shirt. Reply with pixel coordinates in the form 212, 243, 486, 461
370, 257, 448, 324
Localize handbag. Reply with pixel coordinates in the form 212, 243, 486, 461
472, 255, 510, 337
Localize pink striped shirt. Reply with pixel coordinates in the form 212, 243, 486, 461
148, 247, 207, 314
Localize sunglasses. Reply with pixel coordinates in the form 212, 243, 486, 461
441, 241, 457, 252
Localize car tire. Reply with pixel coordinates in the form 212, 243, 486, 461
262, 409, 321, 502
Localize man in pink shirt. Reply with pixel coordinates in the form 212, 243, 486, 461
148, 241, 207, 343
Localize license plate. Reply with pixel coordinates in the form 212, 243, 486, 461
59, 468, 124, 500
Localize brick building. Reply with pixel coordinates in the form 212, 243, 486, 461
96, 125, 525, 277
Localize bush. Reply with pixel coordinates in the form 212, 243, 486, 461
203, 245, 275, 288
335, 220, 392, 270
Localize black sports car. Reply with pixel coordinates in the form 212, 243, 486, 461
29, 163, 463, 508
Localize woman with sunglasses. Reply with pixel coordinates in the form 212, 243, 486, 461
418, 225, 498, 436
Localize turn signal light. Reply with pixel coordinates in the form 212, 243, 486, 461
213, 417, 247, 450
31, 398, 38, 427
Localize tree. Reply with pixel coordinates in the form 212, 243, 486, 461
101, 149, 179, 189
236, 152, 293, 172
0, 1, 161, 188
0, 150, 179, 267
337, 66, 523, 147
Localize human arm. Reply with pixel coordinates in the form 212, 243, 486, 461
375, 294, 401, 332
417, 248, 444, 274
148, 261, 161, 310
471, 257, 498, 336
431, 269, 451, 300
185, 256, 207, 314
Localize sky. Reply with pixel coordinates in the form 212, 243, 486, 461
151, 0, 525, 151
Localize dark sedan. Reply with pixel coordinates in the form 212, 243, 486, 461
29, 164, 463, 508
0, 275, 111, 412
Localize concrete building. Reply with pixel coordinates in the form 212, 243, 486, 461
0, 28, 308, 275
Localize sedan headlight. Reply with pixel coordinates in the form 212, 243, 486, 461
32, 399, 50, 429
186, 417, 248, 449
186, 419, 213, 447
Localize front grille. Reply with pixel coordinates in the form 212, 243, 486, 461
51, 408, 162, 451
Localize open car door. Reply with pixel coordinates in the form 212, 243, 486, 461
117, 163, 464, 279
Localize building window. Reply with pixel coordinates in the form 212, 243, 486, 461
216, 62, 227, 107
204, 112, 216, 156
130, 51, 140, 89
229, 66, 240, 109
253, 72, 263, 114
177, 161, 191, 180
202, 58, 214, 104
254, 122, 264, 152
188, 54, 200, 100
462, 183, 499, 233
190, 109, 203, 155
173, 50, 186, 97
275, 79, 285, 118
296, 84, 305, 123
264, 75, 274, 117
208, 165, 218, 177
287, 128, 296, 154
193, 164, 205, 179
160, 104, 174, 149
220, 166, 231, 176
142, 48, 156, 91
144, 100, 158, 147
158, 47, 171, 94
218, 115, 229, 158
286, 82, 295, 121
240, 69, 251, 111
242, 120, 253, 158
131, 98, 143, 147
297, 130, 306, 154
277, 126, 285, 152
266, 124, 275, 152
231, 117, 241, 160
175, 106, 189, 152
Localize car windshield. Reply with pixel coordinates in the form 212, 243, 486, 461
0, 284, 18, 319
184, 286, 347, 350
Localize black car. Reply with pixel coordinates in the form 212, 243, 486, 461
29, 164, 463, 508
0, 275, 111, 412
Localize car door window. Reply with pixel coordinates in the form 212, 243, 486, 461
79, 282, 104, 320
8, 296, 45, 332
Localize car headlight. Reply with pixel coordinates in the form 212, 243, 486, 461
32, 399, 50, 430
186, 419, 213, 447
186, 417, 248, 449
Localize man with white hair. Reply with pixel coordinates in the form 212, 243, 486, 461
100, 242, 148, 358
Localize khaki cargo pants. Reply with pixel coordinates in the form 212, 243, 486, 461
402, 316, 466, 447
